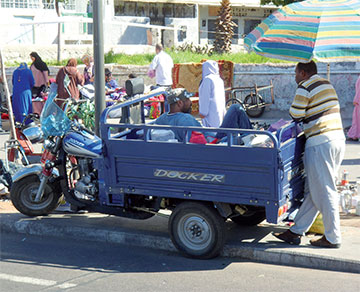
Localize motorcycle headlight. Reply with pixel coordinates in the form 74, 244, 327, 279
43, 139, 56, 151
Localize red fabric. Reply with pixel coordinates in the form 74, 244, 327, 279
15, 128, 34, 155
149, 94, 165, 102
209, 138, 219, 144
1, 113, 9, 120
189, 131, 207, 144
7, 148, 16, 162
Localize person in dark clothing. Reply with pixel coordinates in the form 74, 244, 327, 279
29, 52, 50, 97
55, 58, 84, 108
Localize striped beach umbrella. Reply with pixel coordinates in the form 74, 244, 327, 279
244, 0, 360, 62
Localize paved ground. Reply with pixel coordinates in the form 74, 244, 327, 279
2, 233, 360, 292
0, 118, 359, 274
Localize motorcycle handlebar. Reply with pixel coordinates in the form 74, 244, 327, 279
17, 113, 40, 129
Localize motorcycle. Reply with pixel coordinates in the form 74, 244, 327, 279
10, 92, 153, 218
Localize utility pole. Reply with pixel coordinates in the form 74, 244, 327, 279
93, 0, 105, 136
56, 1, 62, 63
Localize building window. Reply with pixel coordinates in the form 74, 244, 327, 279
208, 19, 239, 40
207, 19, 216, 40
115, 2, 195, 18
62, 0, 75, 10
0, 0, 43, 8
42, 0, 54, 9
244, 19, 261, 36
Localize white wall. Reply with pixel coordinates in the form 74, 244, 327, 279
0, 8, 59, 45
164, 18, 199, 47
109, 17, 150, 45
233, 62, 357, 121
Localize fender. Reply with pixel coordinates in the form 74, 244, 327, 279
12, 164, 60, 183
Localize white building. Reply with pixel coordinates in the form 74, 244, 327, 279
0, 0, 276, 50
113, 0, 277, 47
0, 0, 92, 45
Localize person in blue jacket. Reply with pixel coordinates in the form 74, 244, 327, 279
155, 88, 252, 142
105, 68, 118, 93
12, 63, 35, 125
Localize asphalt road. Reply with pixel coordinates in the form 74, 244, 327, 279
1, 232, 359, 292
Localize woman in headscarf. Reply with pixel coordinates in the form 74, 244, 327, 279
29, 52, 50, 97
12, 62, 35, 124
81, 54, 94, 85
55, 58, 84, 108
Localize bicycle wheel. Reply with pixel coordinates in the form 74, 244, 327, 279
244, 94, 265, 118
226, 98, 242, 110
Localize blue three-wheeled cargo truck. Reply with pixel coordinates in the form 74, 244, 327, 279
10, 90, 305, 259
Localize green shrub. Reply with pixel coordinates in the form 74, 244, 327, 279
5, 50, 293, 67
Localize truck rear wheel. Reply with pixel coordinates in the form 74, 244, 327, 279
169, 202, 226, 259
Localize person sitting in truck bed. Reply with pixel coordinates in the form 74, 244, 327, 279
154, 88, 252, 142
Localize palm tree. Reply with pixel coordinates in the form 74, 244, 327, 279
213, 0, 237, 54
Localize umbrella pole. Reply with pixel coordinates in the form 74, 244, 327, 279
327, 63, 330, 80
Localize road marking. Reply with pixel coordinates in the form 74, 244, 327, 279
0, 273, 76, 288
57, 283, 77, 289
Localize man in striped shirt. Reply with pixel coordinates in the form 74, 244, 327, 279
274, 61, 345, 248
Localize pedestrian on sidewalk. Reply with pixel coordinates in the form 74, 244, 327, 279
81, 54, 94, 85
12, 62, 35, 125
148, 44, 174, 112
29, 52, 50, 97
274, 61, 345, 248
55, 58, 84, 108
198, 60, 226, 128
347, 75, 360, 141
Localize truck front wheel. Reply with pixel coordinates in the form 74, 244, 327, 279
169, 202, 226, 259
10, 175, 62, 217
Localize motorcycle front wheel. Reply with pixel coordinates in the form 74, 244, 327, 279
11, 175, 62, 216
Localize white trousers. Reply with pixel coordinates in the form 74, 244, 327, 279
290, 139, 345, 244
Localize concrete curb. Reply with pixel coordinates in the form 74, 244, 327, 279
0, 216, 176, 253
1, 215, 359, 274
223, 245, 360, 274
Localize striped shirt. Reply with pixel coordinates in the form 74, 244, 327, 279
290, 74, 345, 148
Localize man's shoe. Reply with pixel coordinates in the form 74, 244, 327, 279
310, 236, 341, 248
273, 229, 301, 245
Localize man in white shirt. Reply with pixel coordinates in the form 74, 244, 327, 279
149, 44, 174, 112
198, 60, 226, 128
149, 44, 174, 87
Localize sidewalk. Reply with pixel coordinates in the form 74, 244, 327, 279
1, 126, 360, 274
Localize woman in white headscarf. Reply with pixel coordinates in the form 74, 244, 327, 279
198, 60, 226, 128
